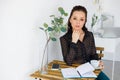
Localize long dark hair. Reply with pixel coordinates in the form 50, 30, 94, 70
67, 5, 88, 33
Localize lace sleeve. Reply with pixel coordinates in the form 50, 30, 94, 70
60, 37, 78, 66
89, 32, 99, 60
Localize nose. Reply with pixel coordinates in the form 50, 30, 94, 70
76, 20, 80, 25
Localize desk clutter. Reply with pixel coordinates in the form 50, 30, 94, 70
30, 60, 101, 80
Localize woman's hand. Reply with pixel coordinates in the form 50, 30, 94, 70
72, 30, 80, 43
98, 60, 104, 70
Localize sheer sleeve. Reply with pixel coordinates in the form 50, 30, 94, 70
60, 36, 78, 66
89, 32, 99, 60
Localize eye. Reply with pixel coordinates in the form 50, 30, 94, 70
73, 17, 77, 20
80, 18, 85, 21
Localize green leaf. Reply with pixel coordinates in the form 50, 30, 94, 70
41, 7, 68, 42
51, 20, 55, 25
43, 23, 48, 28
96, 16, 98, 20
54, 17, 59, 22
64, 13, 68, 16
91, 13, 98, 27
50, 15, 55, 17
51, 37, 56, 41
59, 17, 63, 24
61, 27, 67, 32
54, 26, 60, 32
58, 7, 65, 15
48, 27, 53, 31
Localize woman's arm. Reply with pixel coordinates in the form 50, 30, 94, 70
89, 32, 104, 69
89, 32, 99, 60
60, 37, 77, 66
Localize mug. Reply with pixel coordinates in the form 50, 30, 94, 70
90, 60, 100, 69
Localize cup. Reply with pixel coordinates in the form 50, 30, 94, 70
90, 60, 100, 69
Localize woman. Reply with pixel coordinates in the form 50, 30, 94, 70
60, 5, 109, 80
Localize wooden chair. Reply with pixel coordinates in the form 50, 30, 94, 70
96, 47, 104, 59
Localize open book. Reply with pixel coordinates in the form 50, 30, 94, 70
61, 62, 97, 79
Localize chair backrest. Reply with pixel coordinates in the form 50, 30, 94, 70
96, 47, 104, 59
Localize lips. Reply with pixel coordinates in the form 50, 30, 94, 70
76, 25, 80, 28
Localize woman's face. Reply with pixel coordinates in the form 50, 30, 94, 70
70, 11, 86, 31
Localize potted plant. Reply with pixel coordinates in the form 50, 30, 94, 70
39, 7, 68, 74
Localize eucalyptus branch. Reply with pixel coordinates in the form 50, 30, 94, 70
39, 7, 68, 73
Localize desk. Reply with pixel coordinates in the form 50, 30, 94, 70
30, 60, 101, 80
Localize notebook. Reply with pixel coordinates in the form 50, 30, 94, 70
61, 62, 97, 79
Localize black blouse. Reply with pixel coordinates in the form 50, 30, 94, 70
60, 31, 99, 66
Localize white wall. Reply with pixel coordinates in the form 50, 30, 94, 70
0, 0, 61, 80
102, 0, 120, 27
0, 0, 120, 80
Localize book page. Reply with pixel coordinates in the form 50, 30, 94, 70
61, 68, 80, 78
76, 62, 95, 75
80, 71, 97, 78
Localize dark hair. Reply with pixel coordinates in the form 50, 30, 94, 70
67, 5, 88, 33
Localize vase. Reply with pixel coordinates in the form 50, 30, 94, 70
40, 39, 50, 74
40, 50, 48, 74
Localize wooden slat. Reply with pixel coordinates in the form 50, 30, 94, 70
96, 47, 104, 59
96, 47, 104, 51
